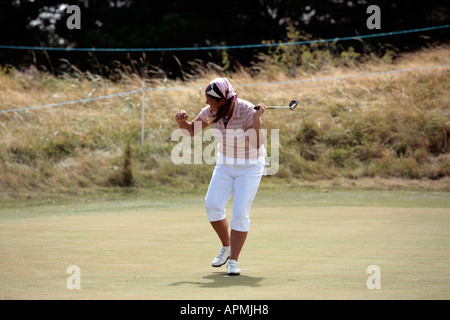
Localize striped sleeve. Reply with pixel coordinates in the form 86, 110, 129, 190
241, 101, 253, 128
242, 103, 261, 129
199, 106, 214, 124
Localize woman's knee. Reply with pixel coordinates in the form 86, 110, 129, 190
230, 215, 250, 232
205, 198, 226, 222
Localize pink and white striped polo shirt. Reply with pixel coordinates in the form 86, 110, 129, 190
199, 98, 266, 160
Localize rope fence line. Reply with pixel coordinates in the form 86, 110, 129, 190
0, 90, 142, 114
233, 64, 450, 88
0, 24, 449, 52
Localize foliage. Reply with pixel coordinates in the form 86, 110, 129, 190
0, 1, 448, 78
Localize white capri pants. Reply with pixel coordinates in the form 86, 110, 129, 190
205, 156, 265, 232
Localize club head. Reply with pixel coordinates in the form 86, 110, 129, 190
289, 99, 299, 111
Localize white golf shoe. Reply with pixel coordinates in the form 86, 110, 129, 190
211, 246, 230, 267
227, 259, 241, 276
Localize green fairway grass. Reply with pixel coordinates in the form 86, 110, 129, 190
0, 188, 449, 299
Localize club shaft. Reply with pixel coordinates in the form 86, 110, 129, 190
255, 106, 290, 110
254, 99, 298, 110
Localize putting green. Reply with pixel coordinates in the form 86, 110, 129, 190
0, 189, 449, 299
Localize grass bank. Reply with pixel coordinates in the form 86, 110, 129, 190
0, 45, 449, 199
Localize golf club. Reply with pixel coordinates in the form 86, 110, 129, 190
254, 99, 299, 111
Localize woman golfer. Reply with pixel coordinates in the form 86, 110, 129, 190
175, 77, 266, 276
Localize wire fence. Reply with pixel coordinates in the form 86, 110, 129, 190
0, 24, 449, 52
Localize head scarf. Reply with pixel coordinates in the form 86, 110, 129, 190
206, 77, 238, 101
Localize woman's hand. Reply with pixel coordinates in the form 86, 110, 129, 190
254, 104, 266, 118
175, 110, 189, 123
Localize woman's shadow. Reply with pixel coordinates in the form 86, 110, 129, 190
169, 272, 264, 288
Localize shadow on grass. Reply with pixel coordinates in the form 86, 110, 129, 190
169, 272, 264, 288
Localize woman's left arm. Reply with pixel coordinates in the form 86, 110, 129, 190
247, 104, 266, 149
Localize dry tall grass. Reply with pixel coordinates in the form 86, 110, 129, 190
0, 45, 449, 198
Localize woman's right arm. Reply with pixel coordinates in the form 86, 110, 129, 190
175, 110, 209, 136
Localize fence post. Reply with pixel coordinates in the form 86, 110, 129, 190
141, 81, 145, 146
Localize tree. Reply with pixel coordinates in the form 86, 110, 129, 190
1, 0, 448, 77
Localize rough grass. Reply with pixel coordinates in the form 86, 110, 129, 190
0, 45, 449, 198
